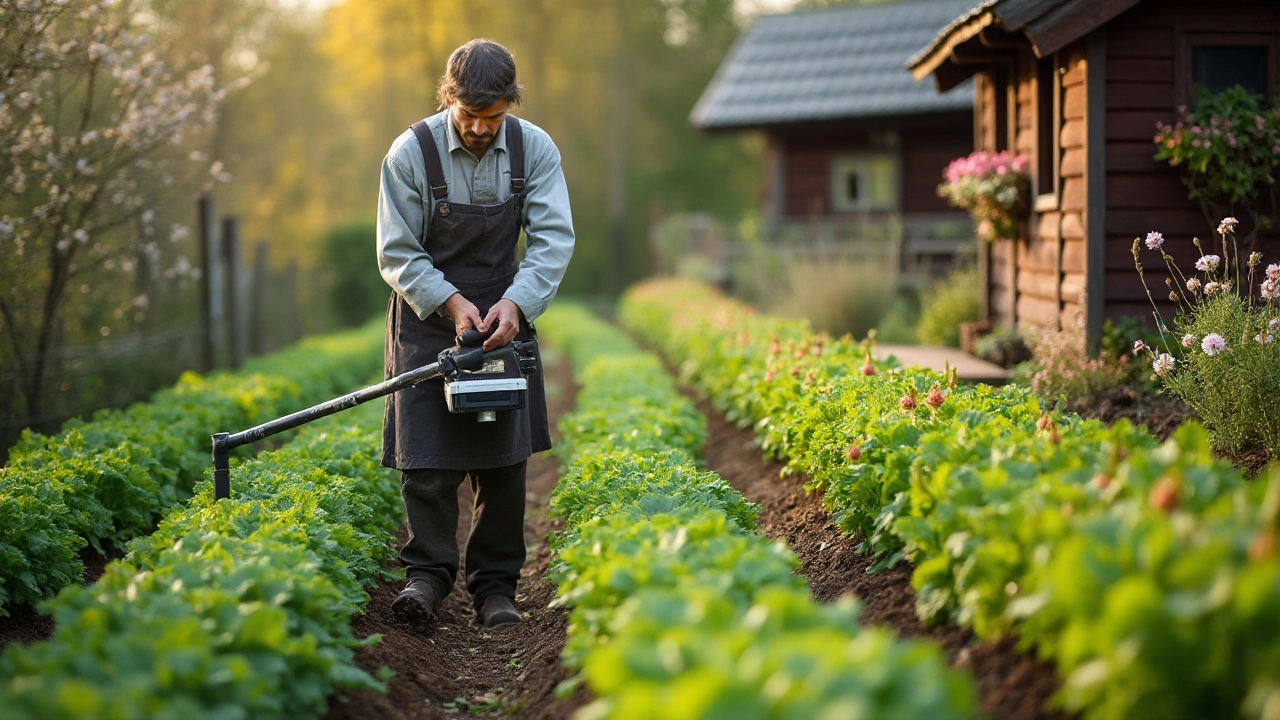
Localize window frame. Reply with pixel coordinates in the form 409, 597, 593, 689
828, 152, 900, 214
1033, 51, 1061, 205
1175, 30, 1279, 108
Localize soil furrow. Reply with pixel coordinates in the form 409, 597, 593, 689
690, 391, 1072, 720
326, 355, 586, 720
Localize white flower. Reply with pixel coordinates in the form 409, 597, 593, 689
1145, 231, 1164, 250
1263, 280, 1277, 300
1187, 278, 1203, 293
73, 228, 88, 243
1201, 333, 1226, 356
1153, 353, 1175, 375
1181, 333, 1196, 348
1268, 264, 1280, 281
1133, 339, 1147, 354
1270, 317, 1280, 334
1196, 255, 1221, 273
1218, 216, 1239, 235
1205, 281, 1222, 295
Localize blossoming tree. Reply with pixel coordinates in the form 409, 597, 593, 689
0, 0, 230, 422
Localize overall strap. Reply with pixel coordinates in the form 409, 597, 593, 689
505, 116, 525, 198
410, 119, 448, 204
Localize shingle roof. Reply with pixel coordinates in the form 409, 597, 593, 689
691, 0, 975, 131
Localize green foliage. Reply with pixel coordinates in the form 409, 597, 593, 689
1153, 86, 1280, 220
769, 258, 899, 341
539, 302, 977, 720
621, 277, 1280, 720
0, 320, 384, 613
0, 400, 400, 719
1159, 293, 1280, 456
1016, 323, 1134, 403
322, 221, 388, 327
916, 267, 981, 347
1134, 224, 1280, 457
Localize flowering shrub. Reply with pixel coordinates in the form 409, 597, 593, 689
1133, 218, 1280, 457
937, 151, 1031, 242
1153, 86, 1280, 247
1016, 321, 1132, 402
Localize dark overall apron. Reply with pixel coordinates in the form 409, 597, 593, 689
381, 115, 552, 471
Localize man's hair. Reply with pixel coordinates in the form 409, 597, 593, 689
437, 39, 523, 110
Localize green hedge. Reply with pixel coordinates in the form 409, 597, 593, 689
538, 304, 977, 719
620, 278, 1280, 720
0, 321, 384, 613
0, 400, 398, 719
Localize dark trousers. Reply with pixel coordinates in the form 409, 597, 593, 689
399, 461, 527, 609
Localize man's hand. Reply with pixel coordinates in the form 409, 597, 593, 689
439, 293, 483, 338
480, 299, 523, 350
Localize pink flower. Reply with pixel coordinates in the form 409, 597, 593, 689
1153, 353, 1175, 375
1195, 255, 1221, 273
1227, 134, 1238, 148
1262, 279, 1277, 299
1267, 264, 1280, 281
1145, 231, 1164, 250
1205, 281, 1222, 295
1187, 278, 1202, 293
1133, 339, 1147, 353
1218, 217, 1239, 235
1201, 333, 1226, 356
1181, 333, 1196, 348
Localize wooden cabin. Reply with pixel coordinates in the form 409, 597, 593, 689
691, 0, 979, 281
909, 0, 1280, 342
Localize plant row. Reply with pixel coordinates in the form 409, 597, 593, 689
537, 304, 977, 719
0, 398, 400, 719
619, 278, 1280, 720
0, 320, 384, 613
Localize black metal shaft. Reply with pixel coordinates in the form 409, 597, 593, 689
210, 358, 446, 500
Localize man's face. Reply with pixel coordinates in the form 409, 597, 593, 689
451, 99, 509, 156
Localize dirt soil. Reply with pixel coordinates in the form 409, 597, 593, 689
1067, 385, 1272, 478
691, 393, 1073, 720
325, 356, 588, 720
1065, 385, 1193, 442
0, 545, 120, 651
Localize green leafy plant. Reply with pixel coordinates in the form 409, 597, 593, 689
0, 320, 384, 613
1133, 219, 1280, 457
1153, 86, 1280, 249
0, 400, 400, 719
916, 267, 981, 347
621, 277, 1280, 720
539, 302, 978, 720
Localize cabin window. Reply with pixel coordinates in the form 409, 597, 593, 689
1035, 53, 1059, 199
1193, 45, 1268, 97
1180, 33, 1279, 106
829, 154, 898, 212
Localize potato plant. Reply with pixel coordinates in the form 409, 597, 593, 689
620, 278, 1280, 720
539, 304, 978, 720
0, 321, 383, 613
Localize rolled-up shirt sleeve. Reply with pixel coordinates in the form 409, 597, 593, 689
377, 153, 458, 320
502, 138, 574, 323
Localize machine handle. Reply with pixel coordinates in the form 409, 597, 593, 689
457, 326, 496, 347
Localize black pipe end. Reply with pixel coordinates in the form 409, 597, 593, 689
212, 432, 231, 501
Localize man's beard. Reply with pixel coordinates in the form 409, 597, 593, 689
465, 132, 494, 152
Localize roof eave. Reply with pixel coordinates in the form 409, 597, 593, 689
909, 10, 996, 82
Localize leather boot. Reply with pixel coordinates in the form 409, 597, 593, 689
478, 594, 520, 628
391, 579, 441, 623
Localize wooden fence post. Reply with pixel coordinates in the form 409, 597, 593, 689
283, 261, 299, 345
198, 195, 223, 372
250, 241, 269, 356
221, 217, 244, 369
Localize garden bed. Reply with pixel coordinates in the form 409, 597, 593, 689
325, 353, 587, 720
688, 390, 1069, 720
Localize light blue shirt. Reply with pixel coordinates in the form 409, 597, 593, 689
376, 108, 575, 323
